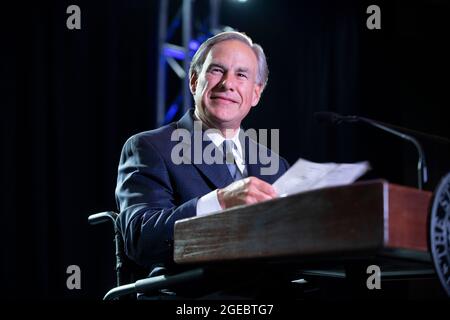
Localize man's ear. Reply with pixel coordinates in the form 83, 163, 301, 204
189, 73, 198, 95
251, 84, 262, 107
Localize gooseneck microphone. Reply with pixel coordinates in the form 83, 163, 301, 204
314, 111, 429, 190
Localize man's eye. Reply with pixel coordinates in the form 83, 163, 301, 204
211, 68, 223, 74
237, 73, 248, 78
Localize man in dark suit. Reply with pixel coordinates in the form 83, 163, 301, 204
115, 31, 289, 277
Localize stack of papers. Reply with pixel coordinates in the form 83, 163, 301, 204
273, 158, 371, 197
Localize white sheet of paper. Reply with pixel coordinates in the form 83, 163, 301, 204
273, 158, 370, 197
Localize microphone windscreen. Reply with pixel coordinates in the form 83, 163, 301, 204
314, 112, 342, 125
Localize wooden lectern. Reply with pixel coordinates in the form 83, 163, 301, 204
171, 180, 450, 299
174, 180, 432, 264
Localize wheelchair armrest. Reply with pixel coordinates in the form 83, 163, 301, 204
103, 268, 205, 300
88, 211, 119, 226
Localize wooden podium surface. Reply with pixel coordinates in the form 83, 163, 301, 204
173, 180, 432, 264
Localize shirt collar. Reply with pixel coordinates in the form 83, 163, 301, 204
193, 109, 243, 159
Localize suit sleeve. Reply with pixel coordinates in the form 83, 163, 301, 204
115, 134, 198, 268
282, 157, 290, 172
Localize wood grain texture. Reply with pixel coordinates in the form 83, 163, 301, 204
174, 181, 432, 264
386, 184, 432, 251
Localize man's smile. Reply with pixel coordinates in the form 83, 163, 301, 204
210, 95, 239, 104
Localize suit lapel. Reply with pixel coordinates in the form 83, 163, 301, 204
242, 133, 280, 184
192, 140, 234, 189
176, 110, 234, 189
176, 110, 284, 187
244, 135, 264, 180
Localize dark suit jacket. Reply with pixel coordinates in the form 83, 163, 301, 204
115, 109, 289, 271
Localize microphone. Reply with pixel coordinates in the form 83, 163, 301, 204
314, 111, 429, 190
314, 111, 358, 125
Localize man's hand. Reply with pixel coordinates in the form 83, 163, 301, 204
217, 177, 278, 209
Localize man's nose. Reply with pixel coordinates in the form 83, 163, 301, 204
219, 73, 236, 91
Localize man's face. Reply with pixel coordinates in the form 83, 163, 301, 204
190, 40, 262, 131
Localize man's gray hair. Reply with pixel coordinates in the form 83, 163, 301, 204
189, 31, 269, 91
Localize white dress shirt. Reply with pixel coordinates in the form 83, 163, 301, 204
195, 121, 246, 217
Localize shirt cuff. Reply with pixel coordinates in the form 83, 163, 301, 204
196, 189, 223, 216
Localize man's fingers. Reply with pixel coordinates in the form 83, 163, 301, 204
246, 187, 275, 203
220, 177, 278, 209
246, 177, 278, 198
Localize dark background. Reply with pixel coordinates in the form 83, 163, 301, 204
1, 0, 449, 300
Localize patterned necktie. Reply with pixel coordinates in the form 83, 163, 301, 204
223, 140, 243, 181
